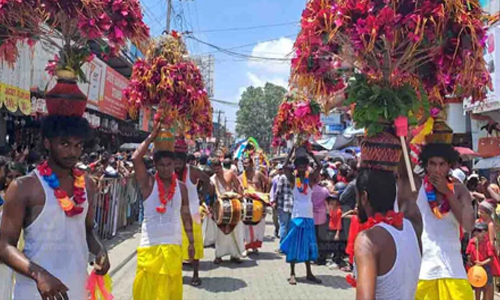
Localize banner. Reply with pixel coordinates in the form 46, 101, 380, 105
100, 66, 128, 120
0, 42, 31, 115
464, 25, 500, 113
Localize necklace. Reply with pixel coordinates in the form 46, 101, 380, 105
423, 175, 453, 219
37, 161, 86, 217
155, 173, 177, 214
346, 210, 404, 288
294, 170, 310, 194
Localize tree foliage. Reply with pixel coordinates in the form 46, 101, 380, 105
236, 83, 287, 152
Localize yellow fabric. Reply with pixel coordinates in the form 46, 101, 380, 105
182, 221, 204, 260
415, 278, 474, 300
133, 245, 183, 300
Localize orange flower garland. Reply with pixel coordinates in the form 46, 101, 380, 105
37, 161, 86, 217
155, 172, 177, 214
346, 210, 404, 287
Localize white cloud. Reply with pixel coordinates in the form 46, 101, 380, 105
247, 72, 288, 88
249, 37, 294, 74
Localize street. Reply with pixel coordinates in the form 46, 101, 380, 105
111, 215, 355, 300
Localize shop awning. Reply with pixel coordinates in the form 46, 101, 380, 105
474, 156, 500, 169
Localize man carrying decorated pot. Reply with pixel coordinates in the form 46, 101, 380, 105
132, 124, 195, 300
280, 146, 322, 285
415, 143, 475, 300
353, 159, 423, 299
173, 137, 212, 286
0, 115, 110, 300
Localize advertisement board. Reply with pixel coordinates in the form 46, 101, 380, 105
100, 66, 128, 120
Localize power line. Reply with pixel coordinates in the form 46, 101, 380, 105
190, 21, 299, 33
186, 35, 293, 61
191, 33, 298, 56
210, 98, 239, 106
140, 0, 164, 33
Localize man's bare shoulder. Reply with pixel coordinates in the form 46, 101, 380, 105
10, 173, 42, 201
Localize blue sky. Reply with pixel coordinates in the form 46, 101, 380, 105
140, 0, 308, 132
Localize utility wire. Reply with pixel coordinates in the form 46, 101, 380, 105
190, 33, 299, 56
190, 21, 299, 33
187, 34, 297, 61
210, 98, 239, 106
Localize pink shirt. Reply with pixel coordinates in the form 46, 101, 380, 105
312, 185, 329, 225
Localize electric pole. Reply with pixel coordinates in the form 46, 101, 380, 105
166, 0, 172, 32
214, 110, 222, 151
224, 117, 228, 148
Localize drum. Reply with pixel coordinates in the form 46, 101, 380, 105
213, 198, 242, 226
241, 197, 266, 225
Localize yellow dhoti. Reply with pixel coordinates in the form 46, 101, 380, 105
133, 244, 183, 300
182, 221, 204, 260
415, 279, 474, 300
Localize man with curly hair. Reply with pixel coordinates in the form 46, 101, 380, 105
415, 143, 475, 300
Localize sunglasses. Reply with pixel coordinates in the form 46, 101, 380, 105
475, 229, 486, 233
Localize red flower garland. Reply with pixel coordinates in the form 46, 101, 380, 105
155, 173, 177, 214
346, 210, 404, 287
37, 161, 86, 217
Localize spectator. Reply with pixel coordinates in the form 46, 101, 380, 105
467, 223, 497, 300
0, 162, 26, 200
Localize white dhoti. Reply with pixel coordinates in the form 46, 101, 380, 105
0, 264, 13, 300
244, 220, 266, 250
215, 221, 245, 258
202, 217, 218, 247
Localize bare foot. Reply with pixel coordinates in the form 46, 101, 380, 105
191, 277, 202, 286
306, 275, 322, 284
230, 257, 242, 264
288, 276, 297, 285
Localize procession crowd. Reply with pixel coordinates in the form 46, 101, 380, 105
0, 116, 499, 300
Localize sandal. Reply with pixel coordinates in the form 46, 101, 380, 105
288, 276, 297, 285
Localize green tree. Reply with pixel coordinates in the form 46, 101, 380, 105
236, 82, 287, 152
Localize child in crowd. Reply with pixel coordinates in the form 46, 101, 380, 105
341, 207, 359, 273
467, 222, 495, 300
327, 195, 343, 269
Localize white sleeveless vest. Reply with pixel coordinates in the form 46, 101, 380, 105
416, 185, 467, 280
373, 219, 422, 300
14, 170, 89, 300
292, 185, 313, 219
185, 166, 201, 224
140, 178, 182, 247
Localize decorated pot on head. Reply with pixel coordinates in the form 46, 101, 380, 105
45, 69, 87, 117
154, 126, 176, 152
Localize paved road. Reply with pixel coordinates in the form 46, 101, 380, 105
112, 215, 355, 300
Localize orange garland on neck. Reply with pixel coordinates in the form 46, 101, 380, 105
155, 173, 177, 214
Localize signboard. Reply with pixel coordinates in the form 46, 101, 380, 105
78, 58, 107, 110
139, 107, 152, 132
464, 25, 500, 114
100, 66, 128, 120
326, 124, 345, 134
0, 42, 31, 115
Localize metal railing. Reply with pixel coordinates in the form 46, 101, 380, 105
93, 176, 141, 240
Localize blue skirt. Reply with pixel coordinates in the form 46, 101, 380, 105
280, 217, 319, 263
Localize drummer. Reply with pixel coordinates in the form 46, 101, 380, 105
240, 157, 270, 254
210, 158, 246, 264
